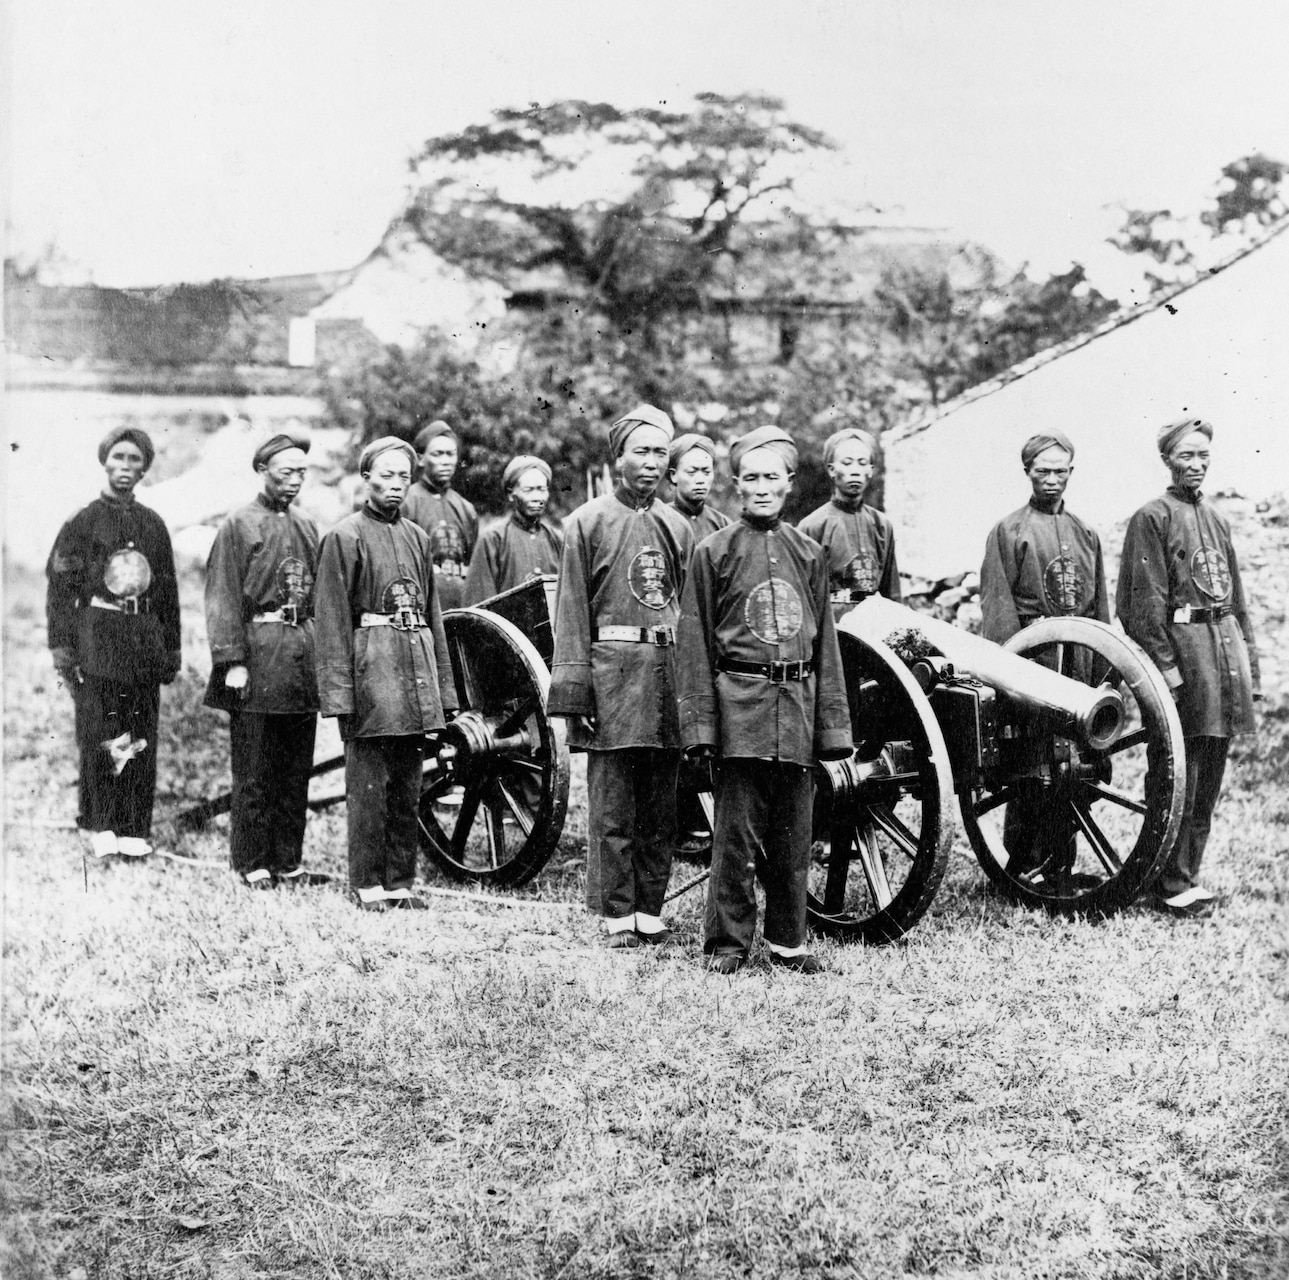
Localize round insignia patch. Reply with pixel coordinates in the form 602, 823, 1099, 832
744, 578, 804, 644
103, 548, 152, 597
1190, 547, 1231, 601
431, 521, 467, 569
627, 547, 674, 611
844, 552, 879, 594
1042, 554, 1087, 614
276, 556, 312, 608
381, 577, 423, 615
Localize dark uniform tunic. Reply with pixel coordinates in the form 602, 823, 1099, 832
315, 503, 459, 894
678, 516, 852, 954
797, 497, 901, 616
203, 494, 320, 877
1117, 486, 1260, 898
401, 478, 479, 612
46, 492, 180, 838
980, 499, 1109, 644
463, 512, 563, 606
669, 494, 731, 544
549, 486, 693, 920
979, 498, 1110, 875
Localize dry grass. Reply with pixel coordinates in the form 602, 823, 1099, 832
3, 564, 1287, 1280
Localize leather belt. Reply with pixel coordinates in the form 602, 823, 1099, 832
830, 589, 873, 604
252, 606, 308, 626
594, 625, 675, 646
359, 610, 427, 631
1173, 604, 1233, 624
90, 594, 145, 615
717, 656, 814, 682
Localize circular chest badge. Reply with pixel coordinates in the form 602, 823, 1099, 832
277, 556, 313, 607
844, 552, 879, 594
1042, 554, 1087, 615
628, 547, 674, 611
103, 548, 152, 598
744, 578, 804, 644
431, 522, 467, 568
1190, 547, 1231, 601
382, 577, 423, 615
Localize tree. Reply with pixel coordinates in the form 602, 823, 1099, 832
397, 93, 840, 396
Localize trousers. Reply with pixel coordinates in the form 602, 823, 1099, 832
585, 748, 679, 919
229, 709, 317, 876
1157, 735, 1230, 897
74, 676, 160, 839
345, 735, 424, 893
704, 759, 814, 955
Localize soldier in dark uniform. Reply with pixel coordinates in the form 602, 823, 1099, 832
678, 425, 853, 974
548, 404, 693, 948
315, 437, 459, 911
667, 433, 730, 542
797, 427, 900, 617
47, 426, 181, 859
400, 419, 479, 612
463, 455, 563, 604
204, 432, 322, 889
1118, 417, 1261, 919
979, 432, 1110, 882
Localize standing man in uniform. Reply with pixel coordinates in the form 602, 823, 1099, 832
667, 433, 730, 542
401, 419, 478, 612
47, 427, 181, 858
315, 437, 459, 911
548, 404, 693, 949
463, 455, 563, 604
797, 426, 900, 617
1118, 417, 1261, 919
678, 425, 852, 975
204, 432, 323, 889
979, 431, 1110, 882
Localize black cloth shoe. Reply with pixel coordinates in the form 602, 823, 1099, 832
389, 895, 429, 910
704, 952, 745, 975
278, 868, 332, 887
635, 927, 675, 946
767, 951, 825, 975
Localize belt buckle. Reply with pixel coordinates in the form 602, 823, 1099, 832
117, 595, 140, 615
769, 661, 786, 682
651, 626, 669, 647
280, 603, 299, 627
392, 607, 417, 632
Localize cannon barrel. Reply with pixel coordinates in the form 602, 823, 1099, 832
840, 597, 1125, 751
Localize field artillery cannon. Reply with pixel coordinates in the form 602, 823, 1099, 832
181, 577, 1185, 943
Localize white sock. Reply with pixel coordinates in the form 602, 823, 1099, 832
604, 914, 636, 935
1163, 886, 1204, 908
635, 913, 666, 935
356, 886, 387, 904
117, 837, 153, 857
766, 941, 810, 957
89, 830, 118, 858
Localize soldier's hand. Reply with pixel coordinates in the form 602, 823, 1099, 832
684, 743, 717, 760
224, 664, 250, 699
52, 649, 82, 689
160, 650, 183, 685
572, 714, 597, 738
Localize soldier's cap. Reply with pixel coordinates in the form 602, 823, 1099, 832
252, 431, 311, 472
730, 425, 798, 475
1157, 415, 1213, 458
503, 455, 551, 490
414, 419, 456, 452
667, 432, 718, 470
359, 436, 418, 476
97, 426, 155, 471
1021, 432, 1075, 468
608, 404, 674, 457
822, 427, 877, 465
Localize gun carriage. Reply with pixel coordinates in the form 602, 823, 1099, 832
184, 576, 1185, 942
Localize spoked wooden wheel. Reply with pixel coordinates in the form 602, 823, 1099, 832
806, 631, 955, 944
960, 618, 1184, 917
418, 609, 569, 887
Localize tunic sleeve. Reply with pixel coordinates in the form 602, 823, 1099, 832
1090, 530, 1111, 625
463, 526, 499, 606
979, 519, 1022, 644
811, 555, 854, 759
547, 517, 594, 719
314, 529, 358, 717
46, 512, 86, 658
1116, 508, 1182, 689
424, 543, 460, 715
1226, 528, 1261, 695
676, 543, 719, 750
204, 517, 248, 666
150, 516, 182, 655
878, 515, 902, 602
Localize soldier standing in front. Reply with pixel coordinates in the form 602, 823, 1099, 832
1117, 417, 1261, 919
678, 426, 852, 975
315, 437, 459, 911
47, 427, 181, 859
548, 404, 692, 949
204, 432, 323, 889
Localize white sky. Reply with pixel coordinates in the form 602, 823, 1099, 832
7, 0, 1289, 293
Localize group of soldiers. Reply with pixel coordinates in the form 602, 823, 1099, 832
47, 406, 1260, 972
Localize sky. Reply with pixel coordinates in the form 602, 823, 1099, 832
7, 0, 1289, 297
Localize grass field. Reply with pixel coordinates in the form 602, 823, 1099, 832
3, 562, 1287, 1279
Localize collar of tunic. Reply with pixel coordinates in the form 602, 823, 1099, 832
1027, 496, 1066, 515
363, 501, 403, 525
829, 495, 868, 515
98, 490, 137, 507
256, 491, 296, 515
1167, 483, 1204, 505
673, 494, 708, 519
510, 510, 545, 533
613, 483, 657, 513
740, 513, 783, 532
